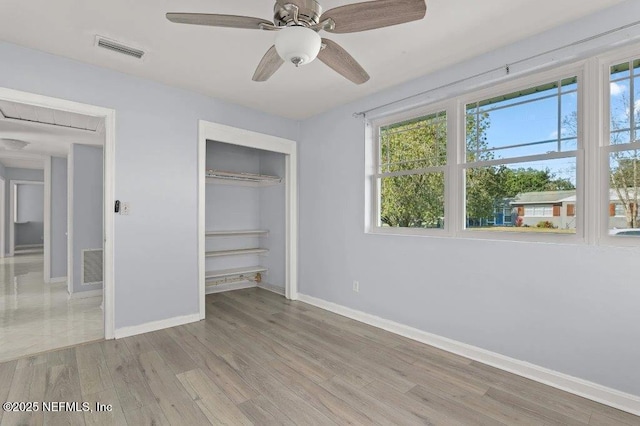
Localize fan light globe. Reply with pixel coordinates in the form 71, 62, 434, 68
275, 26, 321, 67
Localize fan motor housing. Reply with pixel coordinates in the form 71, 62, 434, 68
274, 0, 323, 26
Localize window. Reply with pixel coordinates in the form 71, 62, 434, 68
614, 203, 626, 217
607, 59, 640, 236
367, 43, 640, 246
524, 205, 554, 217
464, 77, 578, 234
374, 110, 447, 230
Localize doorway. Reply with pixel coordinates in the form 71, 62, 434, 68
198, 120, 298, 319
9, 180, 45, 256
0, 88, 115, 361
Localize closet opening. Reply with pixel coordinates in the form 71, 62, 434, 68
198, 121, 297, 318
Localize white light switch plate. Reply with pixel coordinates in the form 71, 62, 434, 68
121, 202, 130, 215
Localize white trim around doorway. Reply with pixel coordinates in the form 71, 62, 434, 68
0, 87, 116, 340
44, 157, 52, 282
0, 177, 4, 258
197, 120, 298, 320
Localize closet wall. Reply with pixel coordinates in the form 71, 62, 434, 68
259, 151, 285, 290
205, 140, 286, 293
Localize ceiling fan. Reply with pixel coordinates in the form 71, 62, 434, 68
166, 0, 427, 84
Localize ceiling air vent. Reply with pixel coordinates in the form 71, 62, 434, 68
95, 36, 145, 59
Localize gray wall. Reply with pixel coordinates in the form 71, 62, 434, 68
0, 40, 299, 328
298, 1, 640, 397
4, 168, 44, 253
205, 142, 262, 273
51, 157, 67, 279
71, 145, 103, 293
15, 183, 44, 246
259, 151, 286, 289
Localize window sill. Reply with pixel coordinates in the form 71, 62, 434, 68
456, 229, 584, 245
367, 226, 587, 245
598, 235, 640, 249
367, 227, 451, 238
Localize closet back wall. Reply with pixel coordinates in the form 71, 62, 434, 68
205, 142, 262, 274
0, 41, 298, 330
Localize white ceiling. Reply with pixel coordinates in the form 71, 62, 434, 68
0, 101, 104, 169
0, 0, 625, 119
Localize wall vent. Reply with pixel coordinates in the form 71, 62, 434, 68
82, 249, 103, 285
95, 36, 145, 59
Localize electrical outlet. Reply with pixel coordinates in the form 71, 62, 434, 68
353, 280, 359, 293
121, 202, 131, 215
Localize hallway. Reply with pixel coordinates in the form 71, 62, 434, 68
0, 253, 102, 362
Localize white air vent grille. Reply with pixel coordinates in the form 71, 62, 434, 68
82, 249, 103, 285
96, 36, 145, 59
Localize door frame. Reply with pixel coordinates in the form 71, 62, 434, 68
197, 120, 298, 319
44, 157, 51, 281
9, 179, 44, 256
0, 177, 4, 257
0, 87, 116, 339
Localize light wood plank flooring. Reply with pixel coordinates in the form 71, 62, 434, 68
0, 288, 638, 425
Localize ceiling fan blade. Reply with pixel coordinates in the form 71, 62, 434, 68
322, 0, 426, 34
318, 39, 370, 84
166, 13, 273, 30
252, 46, 284, 82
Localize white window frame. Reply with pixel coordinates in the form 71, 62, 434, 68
368, 100, 454, 237
599, 45, 640, 247
365, 41, 640, 248
457, 64, 585, 243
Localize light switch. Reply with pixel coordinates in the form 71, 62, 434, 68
121, 202, 131, 215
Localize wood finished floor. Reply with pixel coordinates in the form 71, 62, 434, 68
0, 288, 638, 426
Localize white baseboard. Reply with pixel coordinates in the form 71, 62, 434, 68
48, 276, 67, 284
297, 293, 640, 417
68, 289, 102, 299
114, 313, 201, 339
205, 281, 257, 294
15, 244, 44, 249
258, 282, 285, 296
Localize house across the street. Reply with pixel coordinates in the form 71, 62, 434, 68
509, 189, 637, 229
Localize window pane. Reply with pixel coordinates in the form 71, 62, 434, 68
635, 76, 640, 140
380, 173, 445, 229
465, 158, 576, 233
609, 150, 640, 236
611, 61, 631, 80
380, 112, 446, 173
609, 60, 639, 145
561, 92, 578, 139
466, 77, 578, 161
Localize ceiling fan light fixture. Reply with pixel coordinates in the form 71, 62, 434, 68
275, 26, 321, 67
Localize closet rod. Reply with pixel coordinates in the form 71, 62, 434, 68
353, 19, 640, 119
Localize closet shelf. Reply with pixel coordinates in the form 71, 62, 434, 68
205, 248, 269, 257
205, 266, 267, 281
206, 170, 282, 187
206, 229, 269, 238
